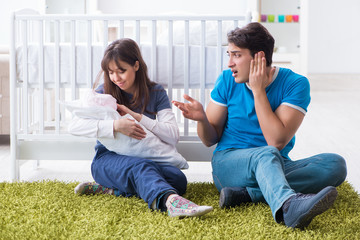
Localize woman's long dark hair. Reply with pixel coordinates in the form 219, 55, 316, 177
96, 38, 156, 113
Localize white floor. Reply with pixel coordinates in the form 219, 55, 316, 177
1, 74, 360, 193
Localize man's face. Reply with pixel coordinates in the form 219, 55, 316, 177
227, 43, 253, 83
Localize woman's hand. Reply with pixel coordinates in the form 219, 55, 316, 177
113, 118, 146, 140
117, 104, 142, 122
172, 94, 206, 122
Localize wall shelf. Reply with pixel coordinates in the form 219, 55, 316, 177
258, 0, 302, 73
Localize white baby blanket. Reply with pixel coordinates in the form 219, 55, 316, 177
64, 90, 189, 169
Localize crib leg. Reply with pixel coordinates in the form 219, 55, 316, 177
33, 160, 40, 170
11, 159, 20, 182
10, 137, 19, 182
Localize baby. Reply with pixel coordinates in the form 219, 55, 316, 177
65, 89, 188, 169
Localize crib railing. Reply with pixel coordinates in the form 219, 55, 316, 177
11, 10, 250, 138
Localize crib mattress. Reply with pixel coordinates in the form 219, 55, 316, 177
16, 43, 229, 88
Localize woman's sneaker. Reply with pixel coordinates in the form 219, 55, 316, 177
74, 182, 115, 195
166, 194, 213, 218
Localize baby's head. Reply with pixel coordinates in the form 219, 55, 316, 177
83, 90, 117, 110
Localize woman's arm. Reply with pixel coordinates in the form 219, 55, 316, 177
117, 104, 179, 145
140, 108, 179, 146
69, 115, 147, 140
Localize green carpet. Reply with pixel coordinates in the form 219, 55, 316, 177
0, 181, 359, 240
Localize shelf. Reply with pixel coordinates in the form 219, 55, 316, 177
260, 22, 299, 24
257, 0, 302, 73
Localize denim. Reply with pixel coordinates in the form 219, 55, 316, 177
91, 143, 187, 209
212, 146, 347, 222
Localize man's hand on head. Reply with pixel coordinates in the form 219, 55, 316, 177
249, 51, 275, 94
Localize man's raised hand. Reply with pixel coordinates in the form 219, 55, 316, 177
172, 94, 206, 122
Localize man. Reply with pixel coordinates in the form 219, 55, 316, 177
172, 22, 347, 229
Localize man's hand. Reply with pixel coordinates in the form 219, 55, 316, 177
172, 94, 206, 122
249, 51, 275, 94
174, 94, 228, 147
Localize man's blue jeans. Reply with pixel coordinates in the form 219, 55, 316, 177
212, 146, 347, 222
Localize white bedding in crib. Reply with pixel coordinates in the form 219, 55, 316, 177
16, 43, 229, 88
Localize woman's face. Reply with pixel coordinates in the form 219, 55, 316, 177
108, 60, 139, 94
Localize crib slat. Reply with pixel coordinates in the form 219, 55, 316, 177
217, 20, 223, 77
38, 20, 45, 134
119, 20, 124, 38
103, 20, 108, 49
233, 20, 239, 28
199, 20, 206, 106
135, 20, 140, 44
10, 11, 19, 180
87, 20, 93, 88
167, 20, 173, 102
151, 20, 157, 82
70, 20, 76, 100
21, 20, 29, 135
54, 20, 60, 134
183, 20, 190, 137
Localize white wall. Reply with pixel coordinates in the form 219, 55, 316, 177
0, 0, 44, 46
306, 0, 360, 74
96, 0, 249, 15
45, 0, 86, 14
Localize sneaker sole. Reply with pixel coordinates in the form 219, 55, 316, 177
74, 182, 90, 195
291, 187, 338, 229
219, 188, 227, 208
169, 206, 214, 218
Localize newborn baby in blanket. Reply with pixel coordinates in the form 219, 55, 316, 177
65, 89, 188, 169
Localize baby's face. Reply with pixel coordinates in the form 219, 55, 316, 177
85, 90, 117, 110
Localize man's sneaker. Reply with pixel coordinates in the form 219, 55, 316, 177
74, 182, 115, 195
282, 186, 338, 229
166, 194, 213, 218
219, 187, 252, 208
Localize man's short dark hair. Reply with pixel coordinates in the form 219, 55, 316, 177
227, 22, 275, 66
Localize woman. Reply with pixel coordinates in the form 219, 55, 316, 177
69, 38, 213, 218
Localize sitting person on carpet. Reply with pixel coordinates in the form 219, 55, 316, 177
172, 22, 347, 228
68, 38, 213, 218
66, 89, 188, 169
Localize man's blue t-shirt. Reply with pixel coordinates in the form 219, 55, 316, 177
210, 67, 311, 159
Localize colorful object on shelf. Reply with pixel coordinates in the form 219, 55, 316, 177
286, 15, 293, 22
268, 15, 275, 22
259, 14, 299, 23
278, 15, 285, 23
292, 15, 299, 22
261, 14, 267, 22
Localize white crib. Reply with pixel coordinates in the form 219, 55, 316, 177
10, 9, 251, 181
